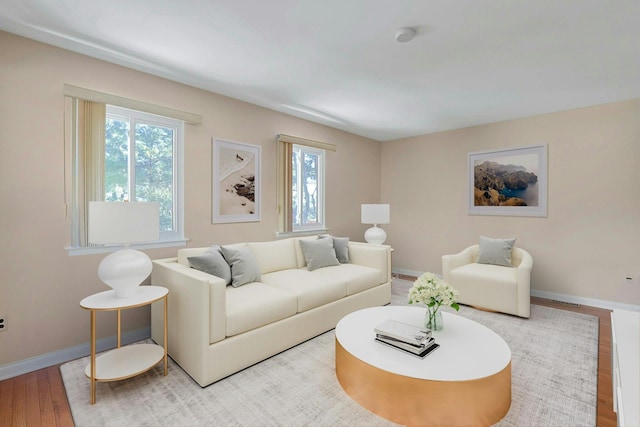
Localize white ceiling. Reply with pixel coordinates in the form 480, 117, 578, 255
2, 0, 639, 141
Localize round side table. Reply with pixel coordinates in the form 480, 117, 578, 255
80, 285, 168, 404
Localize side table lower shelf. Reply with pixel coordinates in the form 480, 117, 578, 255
84, 343, 165, 381
80, 285, 168, 404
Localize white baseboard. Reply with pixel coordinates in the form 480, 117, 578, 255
530, 289, 640, 312
0, 327, 150, 381
392, 268, 640, 313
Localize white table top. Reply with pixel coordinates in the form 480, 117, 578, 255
336, 305, 511, 381
80, 285, 168, 310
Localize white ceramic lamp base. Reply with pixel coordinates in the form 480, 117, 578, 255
98, 248, 152, 298
364, 225, 387, 245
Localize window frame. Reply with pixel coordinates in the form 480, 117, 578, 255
291, 144, 325, 232
276, 134, 335, 237
64, 86, 200, 255
105, 105, 184, 243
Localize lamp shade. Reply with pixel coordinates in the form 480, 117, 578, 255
361, 204, 390, 225
88, 201, 159, 298
89, 201, 160, 245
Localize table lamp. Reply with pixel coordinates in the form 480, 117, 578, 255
361, 204, 390, 245
88, 201, 160, 298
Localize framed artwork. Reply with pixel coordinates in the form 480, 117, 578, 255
212, 138, 261, 223
468, 145, 547, 217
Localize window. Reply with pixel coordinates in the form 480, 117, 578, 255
105, 106, 180, 237
64, 85, 201, 253
276, 134, 335, 235
292, 145, 324, 231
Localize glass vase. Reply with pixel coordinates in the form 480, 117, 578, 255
424, 307, 443, 331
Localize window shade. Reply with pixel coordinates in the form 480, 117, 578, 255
63, 84, 202, 124
73, 99, 106, 247
276, 134, 336, 152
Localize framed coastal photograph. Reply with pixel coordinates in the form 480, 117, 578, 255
468, 145, 547, 217
212, 138, 261, 223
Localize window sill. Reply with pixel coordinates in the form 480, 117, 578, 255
275, 229, 329, 239
66, 239, 188, 256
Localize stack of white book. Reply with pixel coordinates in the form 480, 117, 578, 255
374, 319, 439, 358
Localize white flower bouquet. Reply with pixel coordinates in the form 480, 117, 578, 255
408, 272, 459, 330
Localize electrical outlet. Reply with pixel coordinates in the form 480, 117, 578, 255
0, 315, 6, 332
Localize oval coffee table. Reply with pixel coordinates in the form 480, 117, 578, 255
335, 306, 511, 427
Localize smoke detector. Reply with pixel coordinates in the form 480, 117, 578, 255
395, 27, 416, 43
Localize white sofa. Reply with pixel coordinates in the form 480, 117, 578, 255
442, 244, 532, 318
150, 237, 391, 387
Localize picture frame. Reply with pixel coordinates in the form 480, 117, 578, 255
468, 145, 547, 217
212, 138, 261, 223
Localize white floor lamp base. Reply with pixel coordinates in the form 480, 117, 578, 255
364, 225, 387, 245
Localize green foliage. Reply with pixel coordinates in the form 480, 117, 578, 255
105, 117, 175, 231
292, 147, 320, 226
105, 117, 129, 201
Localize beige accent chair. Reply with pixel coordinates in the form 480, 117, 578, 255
442, 245, 532, 318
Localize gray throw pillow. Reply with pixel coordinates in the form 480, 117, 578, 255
477, 236, 516, 267
188, 245, 232, 285
319, 235, 350, 263
332, 237, 350, 264
220, 245, 261, 287
300, 238, 340, 271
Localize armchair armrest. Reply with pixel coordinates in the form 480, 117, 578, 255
442, 245, 478, 282
514, 248, 533, 318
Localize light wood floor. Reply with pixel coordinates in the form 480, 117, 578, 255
0, 293, 617, 427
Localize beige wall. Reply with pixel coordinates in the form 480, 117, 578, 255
0, 32, 382, 367
2, 28, 639, 371
382, 99, 640, 306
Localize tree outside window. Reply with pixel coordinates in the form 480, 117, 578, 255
292, 145, 323, 230
105, 106, 178, 235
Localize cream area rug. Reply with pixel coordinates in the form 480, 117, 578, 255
61, 279, 598, 427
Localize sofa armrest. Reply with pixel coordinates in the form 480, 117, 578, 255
441, 245, 478, 282
151, 257, 228, 373
348, 242, 392, 284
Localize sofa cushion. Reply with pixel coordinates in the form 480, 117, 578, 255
299, 238, 340, 271
477, 236, 516, 267
260, 269, 347, 312
312, 263, 381, 295
319, 235, 350, 263
221, 244, 261, 287
187, 245, 232, 285
449, 262, 518, 312
247, 239, 297, 274
225, 283, 297, 337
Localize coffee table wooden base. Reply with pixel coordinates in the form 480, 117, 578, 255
336, 339, 511, 427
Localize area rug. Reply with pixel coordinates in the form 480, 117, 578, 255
61, 279, 598, 427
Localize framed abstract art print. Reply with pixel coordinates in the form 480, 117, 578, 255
212, 138, 261, 223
